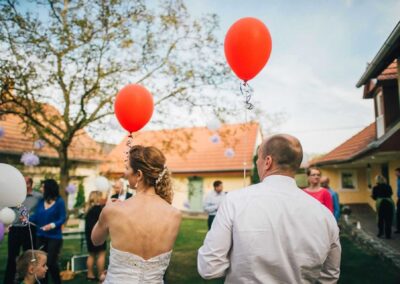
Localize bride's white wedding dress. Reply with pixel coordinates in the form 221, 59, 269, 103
104, 245, 172, 284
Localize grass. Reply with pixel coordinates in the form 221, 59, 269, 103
1, 218, 400, 283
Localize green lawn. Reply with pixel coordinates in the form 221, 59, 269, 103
1, 218, 399, 283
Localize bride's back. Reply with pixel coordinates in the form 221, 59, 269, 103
107, 194, 181, 260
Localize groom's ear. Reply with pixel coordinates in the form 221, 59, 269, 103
265, 155, 273, 171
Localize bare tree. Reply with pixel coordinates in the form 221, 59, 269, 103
0, 0, 283, 204
0, 0, 236, 198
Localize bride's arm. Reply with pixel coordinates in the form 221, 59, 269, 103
91, 206, 111, 246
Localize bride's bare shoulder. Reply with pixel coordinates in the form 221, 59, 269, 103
168, 205, 182, 222
102, 201, 123, 216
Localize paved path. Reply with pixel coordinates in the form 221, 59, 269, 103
347, 204, 400, 253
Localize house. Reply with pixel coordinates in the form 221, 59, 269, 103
310, 22, 400, 209
101, 122, 262, 211
0, 110, 104, 208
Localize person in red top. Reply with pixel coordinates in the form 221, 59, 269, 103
304, 167, 333, 213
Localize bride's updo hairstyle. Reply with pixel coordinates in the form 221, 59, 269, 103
129, 145, 173, 204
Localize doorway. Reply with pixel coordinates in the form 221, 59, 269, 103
188, 176, 203, 212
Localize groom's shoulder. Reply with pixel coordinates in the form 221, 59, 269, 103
225, 183, 260, 201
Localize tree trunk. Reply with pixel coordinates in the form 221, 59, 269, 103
59, 147, 69, 209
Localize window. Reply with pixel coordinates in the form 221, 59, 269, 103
340, 170, 358, 191
376, 91, 384, 116
376, 91, 385, 138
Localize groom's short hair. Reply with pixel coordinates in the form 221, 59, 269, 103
262, 134, 303, 173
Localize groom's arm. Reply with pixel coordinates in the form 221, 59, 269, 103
319, 226, 341, 283
197, 196, 233, 279
91, 206, 110, 246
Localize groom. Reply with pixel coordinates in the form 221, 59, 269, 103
198, 134, 341, 283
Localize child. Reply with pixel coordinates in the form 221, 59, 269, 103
16, 250, 48, 284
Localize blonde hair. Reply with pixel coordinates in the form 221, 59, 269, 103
129, 145, 173, 204
16, 250, 47, 280
375, 175, 387, 185
86, 190, 102, 211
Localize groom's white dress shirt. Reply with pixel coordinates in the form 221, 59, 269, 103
198, 175, 341, 284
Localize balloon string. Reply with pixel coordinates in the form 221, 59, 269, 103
240, 81, 254, 110
243, 105, 248, 188
124, 133, 133, 170
18, 204, 41, 283
121, 133, 133, 200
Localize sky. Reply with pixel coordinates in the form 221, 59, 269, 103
181, 0, 399, 155
10, 1, 399, 156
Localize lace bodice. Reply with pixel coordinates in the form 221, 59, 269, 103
104, 245, 172, 284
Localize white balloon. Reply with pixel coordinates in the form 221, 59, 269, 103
0, 164, 27, 208
206, 118, 221, 131
95, 176, 110, 192
0, 207, 16, 225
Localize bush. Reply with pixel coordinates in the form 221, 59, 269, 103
74, 182, 85, 209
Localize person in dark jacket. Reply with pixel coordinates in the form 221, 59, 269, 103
4, 176, 42, 284
371, 175, 394, 239
85, 191, 106, 281
110, 179, 132, 201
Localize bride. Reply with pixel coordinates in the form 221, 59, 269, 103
92, 145, 182, 283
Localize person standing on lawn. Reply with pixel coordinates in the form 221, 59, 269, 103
321, 176, 341, 222
110, 178, 132, 201
4, 176, 42, 284
92, 145, 182, 283
29, 179, 66, 284
198, 134, 341, 283
304, 168, 334, 213
85, 191, 106, 281
203, 180, 225, 230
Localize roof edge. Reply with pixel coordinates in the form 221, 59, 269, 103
356, 22, 400, 87
311, 121, 400, 167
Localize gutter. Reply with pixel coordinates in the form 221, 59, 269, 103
356, 21, 400, 88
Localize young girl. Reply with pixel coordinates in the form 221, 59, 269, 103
85, 191, 106, 281
16, 250, 48, 284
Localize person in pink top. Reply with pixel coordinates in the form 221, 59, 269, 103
304, 167, 334, 213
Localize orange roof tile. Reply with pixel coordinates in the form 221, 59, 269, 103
377, 59, 397, 81
310, 123, 376, 165
101, 122, 260, 174
0, 113, 103, 162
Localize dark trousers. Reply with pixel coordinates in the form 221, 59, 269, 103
396, 199, 400, 231
37, 237, 63, 284
378, 199, 394, 238
4, 226, 36, 284
207, 215, 216, 230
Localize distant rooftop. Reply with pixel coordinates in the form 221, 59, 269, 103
101, 122, 261, 175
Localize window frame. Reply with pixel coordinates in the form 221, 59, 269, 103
339, 170, 358, 191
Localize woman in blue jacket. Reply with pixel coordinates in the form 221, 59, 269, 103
30, 179, 66, 284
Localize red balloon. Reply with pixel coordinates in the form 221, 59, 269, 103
224, 17, 272, 82
114, 84, 154, 132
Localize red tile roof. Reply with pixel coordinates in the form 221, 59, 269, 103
0, 113, 103, 162
310, 123, 376, 166
377, 60, 397, 81
101, 122, 260, 174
